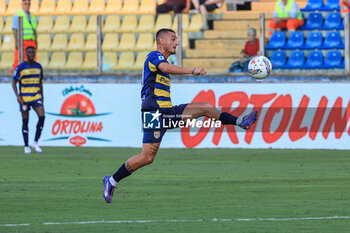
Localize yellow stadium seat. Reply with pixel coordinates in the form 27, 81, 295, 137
70, 0, 89, 14
36, 16, 53, 33
118, 15, 138, 33
112, 52, 134, 71
67, 33, 85, 51
182, 32, 189, 49
62, 52, 83, 70
68, 15, 87, 33
51, 34, 68, 51
120, 0, 139, 14
0, 17, 4, 32
86, 16, 96, 33
102, 15, 120, 33
79, 52, 97, 70
0, 52, 14, 70
3, 17, 13, 34
0, 0, 7, 15
87, 0, 105, 14
36, 52, 49, 67
84, 34, 96, 51
46, 52, 66, 70
135, 15, 154, 33
6, 0, 21, 16
135, 33, 153, 51
187, 14, 203, 32
102, 52, 117, 71
172, 14, 189, 32
138, 0, 156, 14
38, 0, 55, 15
154, 14, 172, 32
55, 0, 72, 15
37, 34, 51, 51
131, 51, 148, 70
51, 16, 70, 33
30, 0, 39, 14
102, 33, 119, 51
118, 33, 136, 51
104, 0, 122, 14
0, 34, 14, 52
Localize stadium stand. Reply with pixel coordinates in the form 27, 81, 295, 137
37, 34, 51, 51
55, 0, 72, 15
0, 35, 14, 52
135, 33, 153, 51
138, 0, 156, 14
302, 31, 323, 49
46, 52, 66, 70
70, 0, 89, 15
36, 51, 49, 67
67, 33, 85, 51
5, 0, 21, 16
51, 15, 70, 33
0, 17, 4, 32
302, 50, 323, 69
79, 52, 97, 70
30, 0, 39, 13
282, 51, 305, 69
0, 52, 14, 70
84, 34, 97, 51
104, 0, 122, 14
50, 34, 68, 51
2, 17, 13, 34
119, 15, 138, 32
283, 31, 304, 49
120, 0, 139, 14
113, 52, 134, 71
135, 15, 155, 32
301, 0, 323, 11
270, 50, 287, 69
102, 33, 119, 51
62, 51, 83, 70
36, 15, 53, 33
102, 15, 120, 33
87, 0, 106, 15
132, 51, 148, 70
68, 15, 87, 33
118, 33, 136, 51
0, 0, 6, 15
38, 0, 55, 15
266, 31, 286, 49
323, 51, 343, 68
103, 52, 118, 70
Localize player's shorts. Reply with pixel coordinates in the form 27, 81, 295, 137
142, 104, 188, 143
19, 99, 43, 112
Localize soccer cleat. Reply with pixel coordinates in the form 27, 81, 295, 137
103, 176, 116, 203
239, 110, 258, 130
24, 146, 31, 154
32, 142, 43, 153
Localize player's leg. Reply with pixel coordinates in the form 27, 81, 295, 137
32, 105, 45, 153
21, 111, 30, 154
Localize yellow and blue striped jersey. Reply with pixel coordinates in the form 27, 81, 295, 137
141, 51, 172, 111
13, 61, 43, 103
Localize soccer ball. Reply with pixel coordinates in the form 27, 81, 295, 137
248, 56, 272, 79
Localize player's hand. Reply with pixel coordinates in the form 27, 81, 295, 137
193, 68, 207, 75
17, 95, 24, 105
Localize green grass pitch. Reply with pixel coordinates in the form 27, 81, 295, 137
0, 147, 350, 233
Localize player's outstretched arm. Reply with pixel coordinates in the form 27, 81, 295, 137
158, 62, 207, 75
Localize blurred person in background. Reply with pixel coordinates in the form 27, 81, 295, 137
268, 0, 303, 36
191, 0, 224, 30
156, 0, 193, 13
340, 0, 350, 14
11, 0, 37, 74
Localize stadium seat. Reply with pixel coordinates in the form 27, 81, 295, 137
37, 34, 51, 51
68, 15, 87, 33
266, 31, 286, 49
135, 33, 153, 51
84, 34, 97, 51
62, 52, 83, 70
120, 0, 139, 14
322, 51, 342, 68
102, 15, 120, 33
104, 0, 122, 14
301, 31, 322, 49
86, 16, 97, 33
118, 15, 138, 32
46, 52, 66, 70
154, 14, 172, 32
79, 52, 97, 71
172, 14, 190, 32
135, 15, 155, 32
270, 51, 287, 69
30, 0, 39, 13
51, 16, 70, 33
0, 0, 7, 15
301, 0, 323, 11
281, 51, 305, 69
70, 0, 89, 14
118, 33, 136, 51
0, 52, 14, 70
321, 0, 340, 11
36, 16, 53, 33
102, 34, 119, 51
51, 34, 68, 51
182, 33, 189, 49
132, 51, 148, 70
138, 0, 156, 14
0, 17, 4, 32
36, 52, 49, 67
112, 52, 135, 70
337, 58, 345, 68
302, 51, 323, 69
321, 31, 341, 49
337, 36, 345, 49
187, 14, 203, 32
320, 12, 341, 30
5, 0, 21, 16
102, 52, 118, 71
283, 31, 304, 49
38, 0, 55, 14
299, 13, 323, 30
0, 34, 14, 52
55, 0, 72, 15
3, 17, 13, 34
87, 0, 106, 14
67, 33, 85, 51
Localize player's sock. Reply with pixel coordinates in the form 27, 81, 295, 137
22, 118, 29, 147
34, 116, 45, 141
112, 161, 133, 183
219, 112, 239, 125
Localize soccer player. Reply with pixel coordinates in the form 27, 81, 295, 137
103, 28, 257, 203
11, 46, 45, 154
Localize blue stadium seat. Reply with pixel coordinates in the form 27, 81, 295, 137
301, 32, 323, 49
283, 31, 304, 49
321, 0, 340, 11
270, 51, 287, 69
321, 31, 341, 49
322, 51, 342, 68
302, 51, 323, 69
301, 0, 323, 11
266, 31, 286, 49
337, 18, 345, 30
299, 13, 323, 30
281, 51, 305, 69
320, 12, 341, 29
337, 59, 345, 69
337, 37, 345, 49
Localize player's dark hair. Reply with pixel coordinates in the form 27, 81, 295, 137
156, 28, 175, 39
26, 46, 35, 51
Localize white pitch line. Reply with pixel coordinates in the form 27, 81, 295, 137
1, 216, 350, 227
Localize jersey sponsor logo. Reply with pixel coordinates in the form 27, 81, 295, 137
156, 74, 170, 87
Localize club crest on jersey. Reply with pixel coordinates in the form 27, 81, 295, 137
158, 55, 165, 60
154, 131, 161, 139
